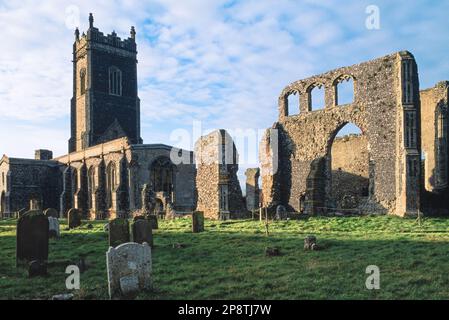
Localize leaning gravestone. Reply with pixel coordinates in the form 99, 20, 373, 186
132, 219, 153, 247
44, 208, 59, 218
67, 208, 82, 229
16, 211, 49, 267
106, 242, 152, 299
147, 215, 158, 230
48, 217, 60, 238
192, 211, 204, 233
109, 218, 130, 248
275, 205, 287, 220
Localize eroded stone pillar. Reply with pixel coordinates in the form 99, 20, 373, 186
245, 168, 260, 212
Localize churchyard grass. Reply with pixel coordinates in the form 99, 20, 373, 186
1, 215, 449, 299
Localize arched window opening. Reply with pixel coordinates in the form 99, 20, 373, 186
106, 163, 116, 209
335, 76, 354, 105
436, 106, 448, 187
87, 167, 95, 209
109, 67, 122, 96
330, 123, 369, 210
287, 91, 300, 116
80, 69, 86, 95
150, 157, 174, 194
309, 84, 325, 111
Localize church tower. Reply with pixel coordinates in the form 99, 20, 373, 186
69, 13, 142, 153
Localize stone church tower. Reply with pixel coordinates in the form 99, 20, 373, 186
69, 13, 142, 152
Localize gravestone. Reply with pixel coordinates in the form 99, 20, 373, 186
147, 215, 158, 230
106, 242, 152, 299
44, 208, 59, 218
48, 217, 60, 238
133, 215, 145, 222
16, 210, 49, 267
67, 208, 82, 229
109, 218, 130, 248
275, 205, 287, 220
132, 219, 153, 247
192, 211, 204, 233
304, 235, 317, 251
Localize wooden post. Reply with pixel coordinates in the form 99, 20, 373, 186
265, 207, 269, 236
259, 207, 263, 222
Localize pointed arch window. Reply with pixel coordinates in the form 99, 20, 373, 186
436, 106, 448, 187
109, 67, 122, 96
106, 162, 116, 209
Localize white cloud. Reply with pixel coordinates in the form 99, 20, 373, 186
1, 0, 449, 172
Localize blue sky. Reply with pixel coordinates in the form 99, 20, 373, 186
1, 0, 449, 179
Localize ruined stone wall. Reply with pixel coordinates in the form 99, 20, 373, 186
245, 168, 260, 211
0, 158, 62, 214
195, 130, 246, 219
261, 51, 421, 216
420, 81, 449, 192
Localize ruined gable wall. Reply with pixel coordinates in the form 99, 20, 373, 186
261, 52, 420, 215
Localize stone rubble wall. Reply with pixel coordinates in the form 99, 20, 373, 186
261, 51, 421, 216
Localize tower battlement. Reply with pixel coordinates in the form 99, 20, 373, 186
69, 13, 141, 153
74, 13, 137, 54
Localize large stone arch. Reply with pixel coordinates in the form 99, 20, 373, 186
262, 51, 421, 216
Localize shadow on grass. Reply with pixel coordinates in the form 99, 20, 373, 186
1, 218, 449, 299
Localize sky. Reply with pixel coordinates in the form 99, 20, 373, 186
1, 0, 449, 185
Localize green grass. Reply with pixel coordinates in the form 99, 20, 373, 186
1, 215, 449, 300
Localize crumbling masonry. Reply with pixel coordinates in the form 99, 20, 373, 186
260, 51, 448, 216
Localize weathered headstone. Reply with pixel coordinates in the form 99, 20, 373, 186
44, 208, 59, 218
109, 218, 130, 248
147, 215, 158, 230
67, 208, 82, 229
192, 211, 204, 233
106, 242, 152, 299
275, 205, 287, 220
304, 235, 317, 251
132, 219, 153, 247
133, 215, 146, 222
48, 217, 60, 238
16, 211, 49, 267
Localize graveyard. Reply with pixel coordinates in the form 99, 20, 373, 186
1, 215, 449, 300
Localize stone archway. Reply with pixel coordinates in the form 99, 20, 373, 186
149, 156, 176, 197
325, 122, 370, 211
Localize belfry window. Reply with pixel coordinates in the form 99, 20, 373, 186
109, 67, 122, 96
80, 69, 86, 95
